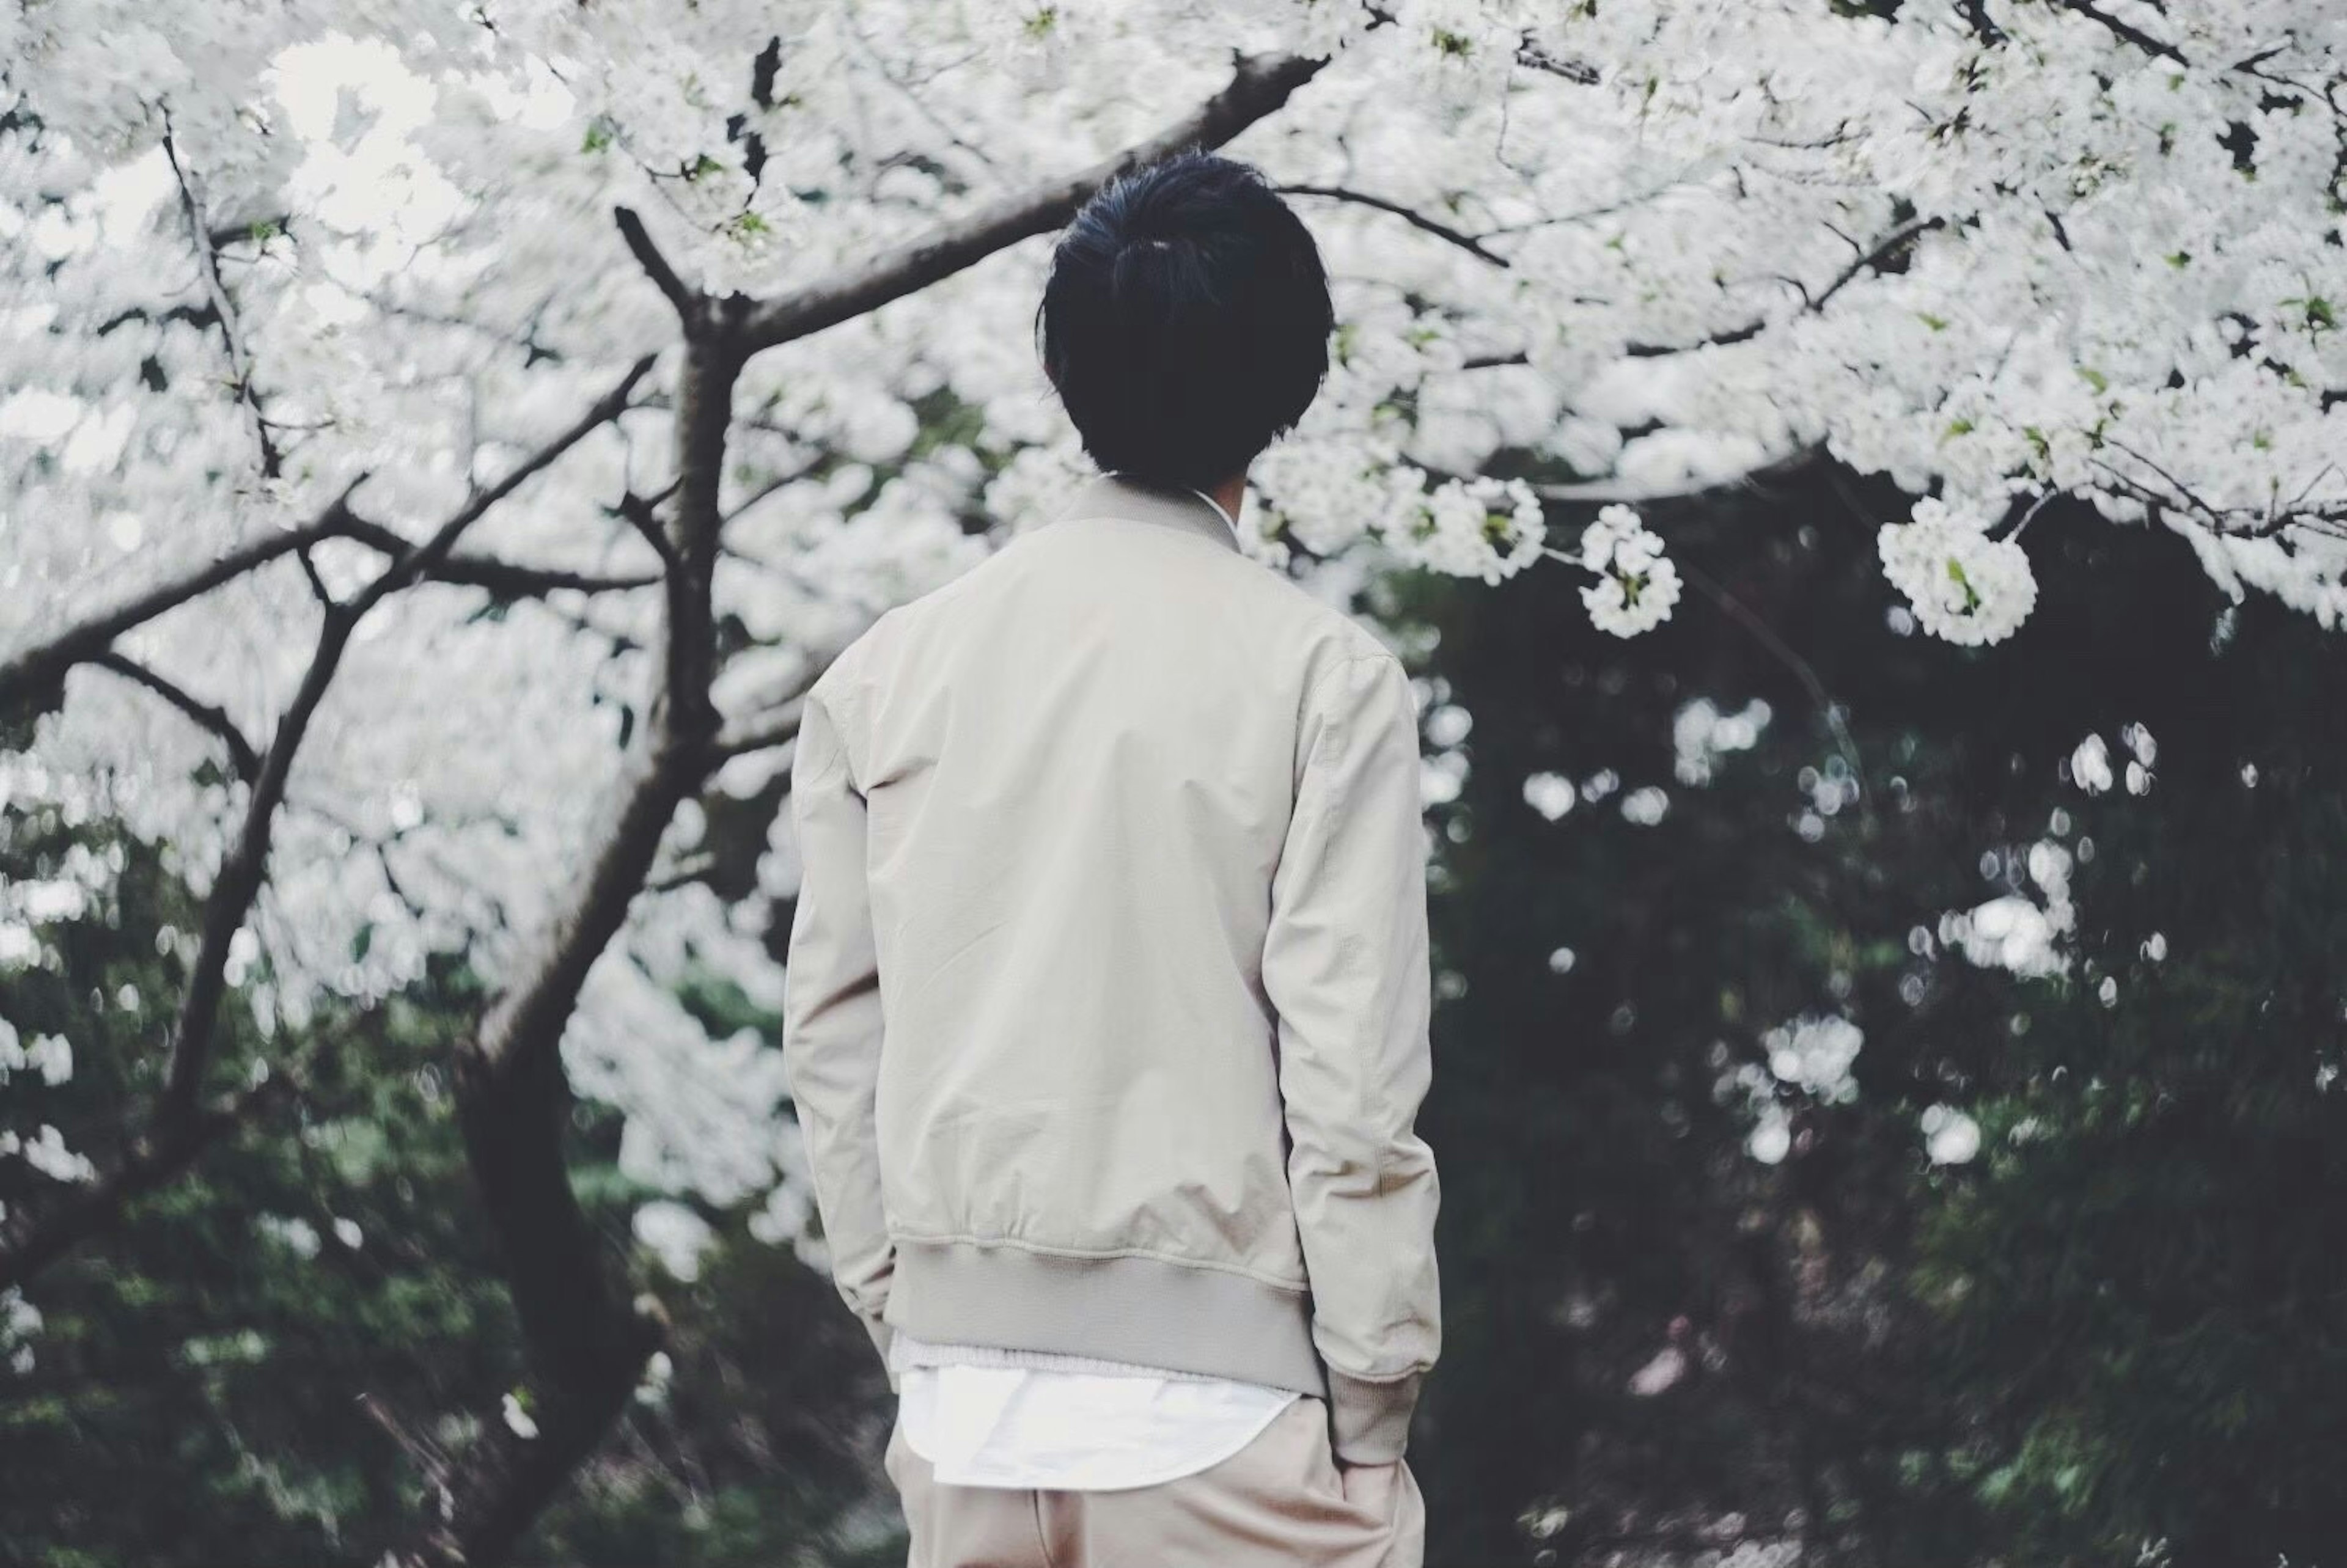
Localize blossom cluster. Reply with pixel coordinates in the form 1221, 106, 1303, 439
1578, 504, 1682, 637
1877, 497, 2039, 647
1390, 473, 1548, 585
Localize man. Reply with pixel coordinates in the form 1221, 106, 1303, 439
782, 147, 1440, 1568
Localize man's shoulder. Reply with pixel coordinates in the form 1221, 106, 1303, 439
808, 555, 991, 697
1171, 544, 1401, 664
1249, 574, 1404, 678
805, 604, 903, 717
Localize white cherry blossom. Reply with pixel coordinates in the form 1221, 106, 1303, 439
1878, 497, 2040, 647
1577, 504, 1683, 637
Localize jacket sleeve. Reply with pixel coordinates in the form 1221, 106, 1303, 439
1263, 650, 1442, 1464
780, 678, 898, 1385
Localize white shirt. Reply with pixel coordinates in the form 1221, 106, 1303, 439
891, 1332, 1300, 1490
1183, 481, 1240, 541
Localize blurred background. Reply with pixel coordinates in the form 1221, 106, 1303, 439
12, 459, 2343, 1565
6, 5, 2345, 1566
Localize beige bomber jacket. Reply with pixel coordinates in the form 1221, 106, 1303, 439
780, 471, 1441, 1464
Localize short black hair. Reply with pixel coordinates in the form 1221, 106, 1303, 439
1036, 148, 1334, 494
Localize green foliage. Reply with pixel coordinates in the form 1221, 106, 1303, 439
0, 810, 893, 1566
1381, 463, 2347, 1566
1908, 636, 2347, 1566
0, 816, 515, 1563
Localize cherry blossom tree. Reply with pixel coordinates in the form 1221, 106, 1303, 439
2, 1, 2341, 1559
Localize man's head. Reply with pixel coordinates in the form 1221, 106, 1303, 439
1037, 149, 1334, 495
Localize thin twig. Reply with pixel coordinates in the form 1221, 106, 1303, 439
722, 455, 826, 524
1678, 559, 1874, 830
362, 356, 661, 610
90, 653, 261, 783
1626, 215, 1943, 357
163, 118, 282, 478
1274, 183, 1510, 267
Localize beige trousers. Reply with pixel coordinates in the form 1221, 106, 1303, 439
886, 1394, 1426, 1568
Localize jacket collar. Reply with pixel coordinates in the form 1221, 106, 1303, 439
1039, 470, 1242, 554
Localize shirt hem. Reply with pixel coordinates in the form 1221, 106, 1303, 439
898, 1380, 1302, 1492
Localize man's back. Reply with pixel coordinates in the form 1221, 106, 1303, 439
784, 469, 1442, 1459
848, 474, 1384, 1288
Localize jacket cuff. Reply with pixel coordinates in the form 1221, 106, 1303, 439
861, 1312, 898, 1391
1326, 1368, 1423, 1464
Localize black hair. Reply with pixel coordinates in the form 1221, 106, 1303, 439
1035, 148, 1334, 494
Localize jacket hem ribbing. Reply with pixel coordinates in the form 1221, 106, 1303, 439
881, 1237, 1327, 1398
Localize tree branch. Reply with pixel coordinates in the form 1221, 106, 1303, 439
90, 653, 262, 783
1515, 37, 1602, 85
1626, 216, 1942, 357
335, 518, 663, 599
612, 482, 683, 570
1274, 183, 1511, 266
359, 357, 661, 612
0, 362, 659, 1294
397, 338, 735, 1568
1805, 214, 1944, 315
738, 49, 1326, 353
2045, 0, 2189, 65
721, 454, 826, 526
0, 359, 655, 709
162, 119, 282, 479
614, 206, 698, 320
0, 479, 364, 708
294, 545, 340, 611
2093, 448, 2347, 542
207, 213, 292, 253
1957, 0, 2008, 47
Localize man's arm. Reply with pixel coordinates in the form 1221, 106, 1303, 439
1263, 649, 1442, 1465
780, 678, 897, 1382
